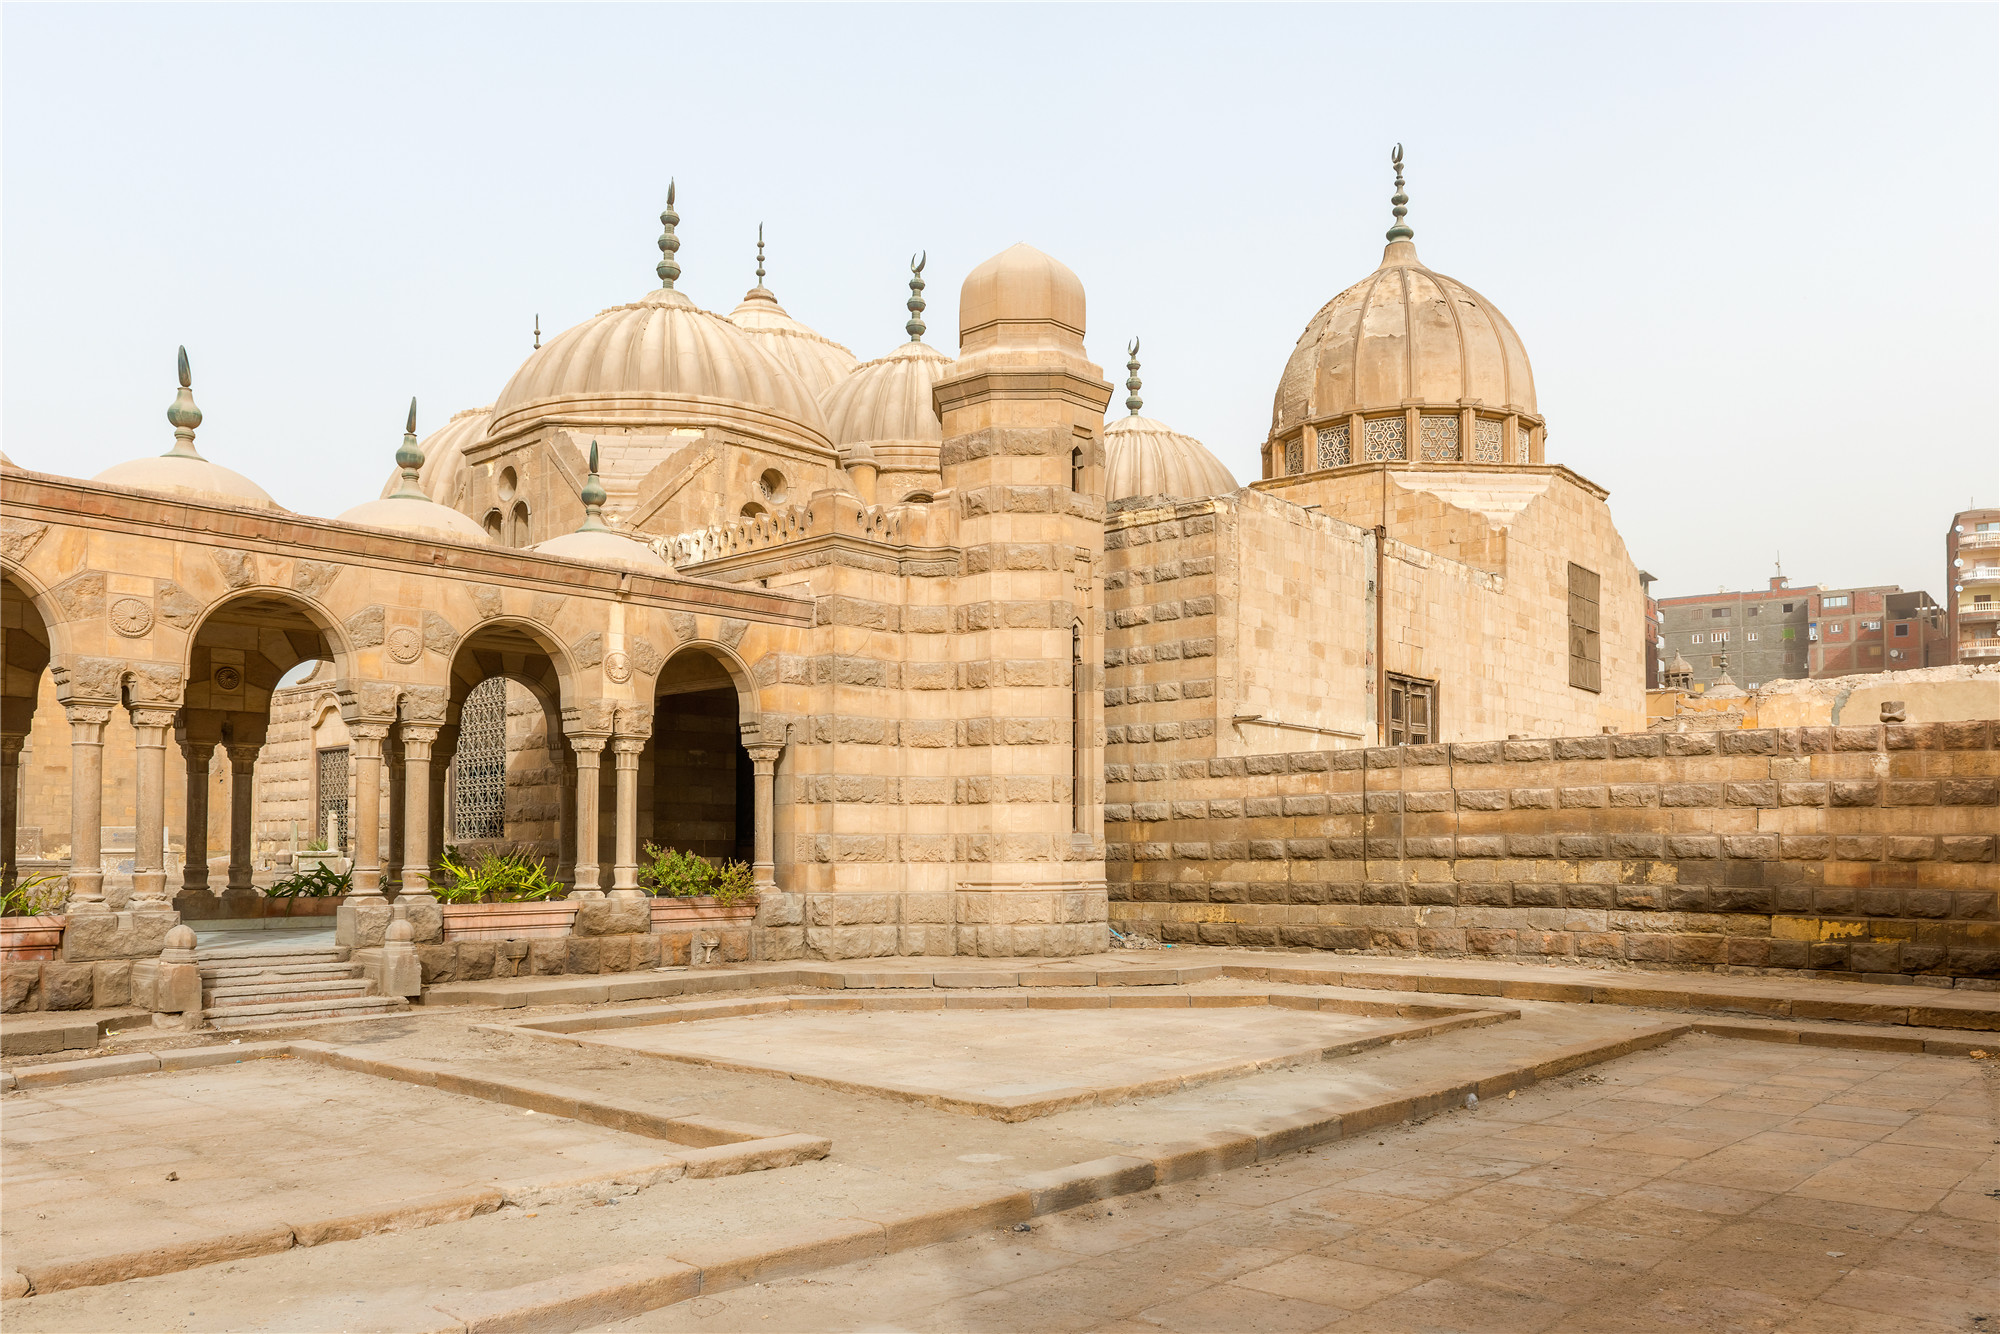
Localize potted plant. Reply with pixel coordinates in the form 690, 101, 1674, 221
259, 859, 351, 917
640, 845, 759, 956
433, 846, 576, 941
1, 873, 70, 962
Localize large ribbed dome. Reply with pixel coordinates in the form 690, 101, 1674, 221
488, 286, 833, 455
1269, 237, 1535, 441
728, 284, 858, 400
377, 405, 490, 505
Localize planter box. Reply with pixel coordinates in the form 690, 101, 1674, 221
440, 900, 578, 942
649, 896, 758, 930
1, 914, 66, 963
179, 895, 346, 921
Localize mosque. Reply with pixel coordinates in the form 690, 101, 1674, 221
1, 152, 1644, 964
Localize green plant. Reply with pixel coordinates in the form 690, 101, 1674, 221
430, 847, 563, 904
639, 844, 756, 904
1, 872, 70, 917
304, 838, 330, 853
265, 861, 351, 898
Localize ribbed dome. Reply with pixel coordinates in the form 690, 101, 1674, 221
336, 494, 490, 544
959, 243, 1086, 350
377, 406, 490, 505
821, 340, 954, 469
728, 286, 858, 400
488, 287, 833, 454
1104, 413, 1237, 503
94, 454, 280, 511
1269, 239, 1535, 439
534, 529, 673, 573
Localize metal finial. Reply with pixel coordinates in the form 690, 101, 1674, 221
755, 223, 766, 288
1386, 143, 1414, 243
390, 398, 426, 498
905, 251, 927, 341
163, 345, 203, 458
656, 179, 681, 289
578, 439, 611, 531
533, 314, 541, 350
1125, 338, 1143, 415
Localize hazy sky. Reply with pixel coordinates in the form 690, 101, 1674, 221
4, 4, 1994, 600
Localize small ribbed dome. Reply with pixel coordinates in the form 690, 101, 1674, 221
728, 285, 859, 400
489, 286, 833, 454
1105, 414, 1237, 503
821, 340, 954, 469
534, 529, 672, 573
336, 494, 490, 543
95, 453, 280, 511
377, 406, 490, 505
1269, 238, 1535, 441
959, 243, 1086, 349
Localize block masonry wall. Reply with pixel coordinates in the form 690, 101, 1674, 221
1107, 721, 2000, 982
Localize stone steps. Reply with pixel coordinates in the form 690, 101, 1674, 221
206, 996, 409, 1029
199, 961, 358, 983
205, 979, 376, 1006
191, 941, 402, 1029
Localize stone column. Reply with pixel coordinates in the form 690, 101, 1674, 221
1, 734, 24, 891
63, 704, 112, 914
430, 724, 457, 867
744, 742, 785, 892
128, 706, 177, 911
224, 743, 261, 904
568, 735, 606, 898
383, 731, 405, 897
347, 722, 389, 901
556, 748, 577, 888
609, 736, 646, 899
399, 724, 439, 899
177, 738, 213, 899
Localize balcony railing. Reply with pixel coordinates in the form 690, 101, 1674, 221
1958, 642, 2000, 659
1960, 604, 2000, 623
1960, 567, 2000, 586
1956, 530, 2000, 551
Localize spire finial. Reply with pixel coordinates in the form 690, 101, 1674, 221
905, 251, 927, 341
1386, 143, 1414, 243
163, 345, 204, 459
577, 439, 611, 532
533, 314, 541, 350
656, 180, 681, 289
1124, 338, 1143, 416
755, 223, 766, 288
389, 398, 427, 499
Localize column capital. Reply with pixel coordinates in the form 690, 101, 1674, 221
610, 736, 647, 758
567, 732, 610, 757
744, 742, 785, 772
128, 706, 178, 733
224, 742, 263, 768
63, 702, 114, 729
399, 722, 441, 750
0, 733, 25, 761
178, 737, 215, 762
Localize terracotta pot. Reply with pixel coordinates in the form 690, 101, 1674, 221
1, 914, 66, 963
648, 896, 758, 931
441, 900, 578, 942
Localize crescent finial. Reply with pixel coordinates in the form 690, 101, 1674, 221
177, 345, 191, 388
912, 250, 926, 275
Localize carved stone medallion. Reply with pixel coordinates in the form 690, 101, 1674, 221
110, 597, 154, 638
387, 626, 423, 664
604, 650, 632, 684
212, 665, 243, 692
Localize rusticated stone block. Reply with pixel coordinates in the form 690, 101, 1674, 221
1885, 781, 1939, 807
1404, 791, 1453, 814
1560, 787, 1608, 809
1829, 781, 1879, 807
455, 941, 496, 981
1623, 933, 1672, 962
1779, 783, 1827, 806
1509, 835, 1558, 858
1608, 784, 1657, 807
1502, 740, 1553, 762
1666, 835, 1720, 859
1855, 890, 1902, 918
1466, 929, 1517, 955
1722, 835, 1778, 860
1284, 838, 1329, 860
1576, 932, 1622, 958
572, 899, 651, 937
1360, 882, 1406, 905
1727, 938, 1772, 967
1554, 736, 1609, 760
1719, 730, 1778, 755
1248, 840, 1285, 860
1559, 835, 1607, 859
1940, 721, 1992, 749
1280, 795, 1327, 817
1405, 837, 1454, 859
1562, 883, 1610, 908
1362, 792, 1402, 814
1943, 836, 1996, 863
1767, 940, 1808, 969
1451, 742, 1502, 764
92, 960, 133, 1008
1832, 726, 1879, 751
1661, 784, 1722, 808
1409, 882, 1456, 906
1942, 778, 1999, 807
1610, 734, 1664, 758
1903, 889, 1952, 918
1670, 934, 1726, 964
1405, 744, 1449, 766
1833, 836, 1882, 860
1887, 837, 1934, 861
1456, 789, 1507, 811
1663, 733, 1718, 756
1456, 835, 1506, 858
1725, 782, 1777, 807
1244, 797, 1282, 818
1608, 834, 1663, 858
417, 944, 455, 984
40, 962, 95, 1011
1510, 788, 1556, 810
1326, 838, 1364, 860
1780, 836, 1829, 861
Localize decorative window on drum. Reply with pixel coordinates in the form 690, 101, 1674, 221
1285, 436, 1304, 475
1473, 419, 1503, 462
1517, 422, 1535, 461
1419, 415, 1460, 461
453, 677, 507, 839
1364, 417, 1407, 462
1317, 424, 1351, 468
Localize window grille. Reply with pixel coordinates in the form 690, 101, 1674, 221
315, 747, 350, 851
1316, 424, 1351, 468
454, 678, 507, 839
1419, 415, 1460, 461
1472, 418, 1502, 463
1285, 436, 1304, 475
1364, 417, 1407, 462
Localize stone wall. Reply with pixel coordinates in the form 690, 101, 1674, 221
1107, 721, 2000, 982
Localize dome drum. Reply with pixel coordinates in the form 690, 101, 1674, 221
1267, 405, 1544, 479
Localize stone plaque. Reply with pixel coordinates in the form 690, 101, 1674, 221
388, 626, 422, 664
604, 650, 632, 683
110, 597, 154, 637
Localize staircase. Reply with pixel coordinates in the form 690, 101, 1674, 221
196, 941, 409, 1030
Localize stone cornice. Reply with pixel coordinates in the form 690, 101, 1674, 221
1250, 460, 1610, 503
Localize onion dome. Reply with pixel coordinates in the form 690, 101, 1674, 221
1267, 147, 1537, 467
959, 242, 1086, 356
1104, 340, 1237, 503
488, 185, 832, 456
534, 441, 673, 573
376, 405, 490, 505
336, 400, 491, 543
726, 225, 859, 399
820, 253, 955, 488
92, 348, 281, 510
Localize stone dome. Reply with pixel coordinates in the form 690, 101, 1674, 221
959, 243, 1086, 352
377, 406, 490, 505
728, 285, 859, 400
93, 348, 281, 511
1105, 414, 1237, 503
488, 286, 833, 455
336, 494, 489, 544
1269, 238, 1536, 439
821, 339, 954, 472
534, 528, 673, 574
